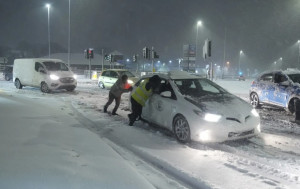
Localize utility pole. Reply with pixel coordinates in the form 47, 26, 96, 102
68, 0, 71, 67
222, 27, 227, 79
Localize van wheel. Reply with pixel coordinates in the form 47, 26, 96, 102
173, 114, 191, 143
41, 82, 50, 93
15, 79, 23, 89
98, 81, 105, 89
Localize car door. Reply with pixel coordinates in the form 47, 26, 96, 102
273, 73, 290, 107
33, 62, 45, 87
146, 80, 176, 129
104, 71, 118, 88
258, 73, 274, 103
100, 71, 109, 86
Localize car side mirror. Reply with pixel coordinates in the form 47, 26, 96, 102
160, 91, 172, 98
280, 80, 290, 86
39, 68, 46, 74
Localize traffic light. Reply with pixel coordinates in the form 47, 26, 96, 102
133, 54, 137, 62
108, 54, 114, 62
88, 48, 94, 59
143, 47, 147, 59
207, 40, 212, 57
143, 47, 151, 59
104, 54, 109, 61
151, 51, 159, 59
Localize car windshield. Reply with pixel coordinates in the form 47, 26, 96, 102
42, 61, 69, 71
119, 71, 135, 77
288, 74, 300, 84
174, 78, 227, 97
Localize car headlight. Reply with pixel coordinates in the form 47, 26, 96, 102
251, 109, 259, 117
204, 113, 222, 122
128, 79, 133, 84
193, 110, 222, 122
257, 124, 261, 133
50, 74, 59, 80
73, 74, 77, 79
199, 130, 211, 141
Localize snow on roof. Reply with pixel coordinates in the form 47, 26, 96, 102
168, 70, 200, 79
283, 68, 300, 75
142, 71, 200, 80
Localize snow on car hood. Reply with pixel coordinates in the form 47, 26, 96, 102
185, 93, 253, 118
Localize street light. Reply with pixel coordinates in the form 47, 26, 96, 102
298, 40, 300, 66
196, 20, 202, 67
238, 50, 243, 72
68, 0, 71, 67
46, 4, 51, 58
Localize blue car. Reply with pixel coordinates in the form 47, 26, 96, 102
250, 69, 300, 113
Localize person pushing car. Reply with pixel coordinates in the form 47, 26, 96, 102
104, 74, 132, 115
128, 75, 161, 126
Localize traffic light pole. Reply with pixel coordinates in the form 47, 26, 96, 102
151, 46, 154, 73
89, 58, 91, 79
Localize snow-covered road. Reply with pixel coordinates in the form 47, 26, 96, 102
0, 77, 299, 189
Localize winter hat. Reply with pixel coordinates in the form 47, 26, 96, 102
149, 75, 161, 85
121, 74, 128, 82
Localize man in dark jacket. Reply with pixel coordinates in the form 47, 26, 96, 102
128, 75, 161, 126
104, 74, 132, 115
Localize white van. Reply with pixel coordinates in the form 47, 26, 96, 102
13, 58, 77, 93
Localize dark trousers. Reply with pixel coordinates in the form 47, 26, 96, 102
129, 97, 143, 124
104, 92, 121, 114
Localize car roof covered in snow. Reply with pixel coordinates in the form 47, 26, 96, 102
14, 58, 66, 63
142, 71, 201, 80
282, 69, 300, 75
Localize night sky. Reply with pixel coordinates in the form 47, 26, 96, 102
1, 0, 300, 71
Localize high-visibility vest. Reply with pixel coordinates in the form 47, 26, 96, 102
131, 78, 152, 106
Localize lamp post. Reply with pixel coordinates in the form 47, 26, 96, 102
238, 50, 243, 72
68, 0, 71, 67
195, 20, 202, 67
298, 40, 300, 66
46, 4, 51, 58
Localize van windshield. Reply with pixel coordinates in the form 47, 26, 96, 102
42, 61, 69, 71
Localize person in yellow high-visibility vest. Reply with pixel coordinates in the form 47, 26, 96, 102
128, 75, 161, 126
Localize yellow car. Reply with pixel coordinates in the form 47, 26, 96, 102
98, 69, 139, 89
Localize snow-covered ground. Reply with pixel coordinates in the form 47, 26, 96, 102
0, 75, 299, 189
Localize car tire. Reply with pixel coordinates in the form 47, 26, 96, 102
250, 92, 260, 108
98, 81, 105, 89
15, 79, 23, 89
288, 98, 297, 114
5, 75, 10, 81
173, 114, 191, 143
41, 82, 50, 93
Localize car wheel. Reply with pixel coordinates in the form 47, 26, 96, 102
41, 82, 50, 93
288, 98, 297, 114
173, 114, 191, 143
98, 81, 105, 89
250, 92, 260, 108
5, 75, 10, 81
15, 79, 23, 89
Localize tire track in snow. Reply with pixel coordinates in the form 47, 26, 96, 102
69, 100, 211, 189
